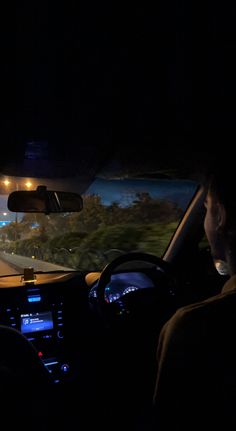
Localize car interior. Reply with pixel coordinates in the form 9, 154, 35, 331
1, 2, 236, 430
0, 147, 229, 430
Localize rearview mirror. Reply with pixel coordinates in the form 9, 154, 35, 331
7, 185, 83, 214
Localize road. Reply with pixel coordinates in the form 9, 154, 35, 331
0, 253, 75, 274
0, 259, 19, 276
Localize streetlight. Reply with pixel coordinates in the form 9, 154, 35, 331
3, 179, 19, 225
2, 178, 34, 193
3, 179, 11, 187
25, 181, 33, 189
0, 212, 9, 228
2, 178, 34, 240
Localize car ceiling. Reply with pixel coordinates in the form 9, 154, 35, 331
0, 142, 218, 195
1, 3, 236, 189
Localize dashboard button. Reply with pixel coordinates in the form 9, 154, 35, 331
61, 363, 69, 373
57, 330, 64, 339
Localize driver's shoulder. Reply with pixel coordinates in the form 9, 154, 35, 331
161, 288, 236, 341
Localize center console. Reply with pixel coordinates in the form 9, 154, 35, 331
0, 285, 71, 383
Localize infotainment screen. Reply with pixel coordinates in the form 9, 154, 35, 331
20, 311, 53, 334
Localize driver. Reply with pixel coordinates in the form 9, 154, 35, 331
152, 158, 236, 430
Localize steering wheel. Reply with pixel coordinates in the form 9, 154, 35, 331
96, 252, 176, 309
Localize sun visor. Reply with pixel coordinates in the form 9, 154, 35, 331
0, 141, 111, 194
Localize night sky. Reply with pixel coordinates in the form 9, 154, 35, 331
1, 2, 236, 170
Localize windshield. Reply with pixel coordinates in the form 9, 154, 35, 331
0, 176, 198, 275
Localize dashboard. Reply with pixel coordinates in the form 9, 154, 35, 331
0, 265, 178, 431
0, 271, 88, 383
89, 271, 155, 303
0, 265, 177, 393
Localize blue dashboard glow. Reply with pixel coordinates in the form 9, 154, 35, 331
21, 311, 53, 333
90, 271, 154, 303
27, 295, 41, 303
109, 272, 154, 287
